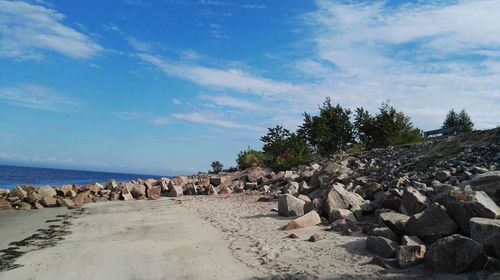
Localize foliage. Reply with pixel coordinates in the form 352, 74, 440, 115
236, 148, 267, 170
442, 109, 474, 133
210, 160, 223, 174
297, 97, 354, 156
261, 126, 315, 171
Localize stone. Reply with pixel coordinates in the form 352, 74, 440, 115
39, 186, 57, 197
72, 191, 89, 206
304, 198, 325, 215
425, 234, 488, 273
331, 218, 360, 234
308, 234, 325, 242
131, 184, 146, 199
218, 185, 232, 195
33, 201, 44, 209
470, 217, 500, 257
278, 194, 305, 217
329, 208, 356, 222
402, 235, 424, 246
107, 179, 119, 190
435, 170, 451, 182
57, 198, 75, 208
326, 183, 364, 212
283, 211, 321, 230
18, 202, 32, 210
283, 181, 299, 196
244, 167, 271, 183
67, 190, 77, 198
298, 181, 315, 195
209, 176, 224, 186
366, 236, 398, 258
40, 196, 58, 207
467, 171, 500, 203
120, 188, 133, 201
297, 194, 311, 203
397, 245, 426, 268
405, 203, 457, 238
401, 187, 429, 215
10, 186, 27, 200
146, 185, 162, 199
207, 185, 217, 195
287, 233, 300, 239
167, 185, 183, 197
88, 183, 104, 195
446, 191, 500, 234
371, 227, 399, 243
26, 191, 42, 204
170, 176, 189, 187
0, 198, 11, 210
59, 185, 73, 197
378, 212, 410, 236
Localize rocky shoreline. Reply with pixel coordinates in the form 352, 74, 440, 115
1, 128, 499, 278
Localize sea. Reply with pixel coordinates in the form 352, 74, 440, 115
0, 164, 167, 190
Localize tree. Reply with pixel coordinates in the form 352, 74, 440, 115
443, 109, 473, 133
210, 161, 223, 174
261, 126, 315, 171
297, 97, 354, 156
236, 148, 267, 170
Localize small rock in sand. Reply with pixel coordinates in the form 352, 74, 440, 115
308, 234, 325, 242
284, 211, 321, 230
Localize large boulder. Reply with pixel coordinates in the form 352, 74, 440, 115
88, 183, 104, 195
283, 182, 299, 196
131, 184, 146, 199
329, 208, 356, 222
10, 186, 27, 200
425, 234, 488, 273
278, 194, 305, 217
401, 187, 429, 215
121, 188, 134, 201
379, 212, 410, 237
283, 211, 321, 230
146, 185, 162, 199
167, 185, 183, 197
466, 171, 500, 203
310, 163, 349, 187
405, 203, 457, 239
57, 198, 75, 208
39, 186, 57, 197
470, 217, 500, 257
325, 183, 364, 212
244, 167, 271, 183
397, 244, 426, 268
446, 191, 500, 234
435, 170, 451, 183
170, 176, 189, 187
366, 236, 398, 258
58, 185, 74, 197
40, 196, 58, 207
0, 198, 11, 210
73, 191, 91, 206
26, 191, 42, 204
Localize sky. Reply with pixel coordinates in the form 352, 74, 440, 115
0, 0, 499, 175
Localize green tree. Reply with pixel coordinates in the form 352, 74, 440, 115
443, 109, 473, 133
236, 148, 267, 170
210, 161, 223, 174
297, 97, 354, 156
261, 126, 315, 171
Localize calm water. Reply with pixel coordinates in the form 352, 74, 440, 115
0, 164, 167, 189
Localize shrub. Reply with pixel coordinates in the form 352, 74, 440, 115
442, 109, 474, 133
210, 161, 223, 174
236, 148, 267, 170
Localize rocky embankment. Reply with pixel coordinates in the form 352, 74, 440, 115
1, 128, 499, 277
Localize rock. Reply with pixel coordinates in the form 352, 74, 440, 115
59, 185, 73, 197
435, 170, 451, 182
218, 185, 232, 195
146, 185, 162, 199
10, 186, 27, 200
329, 208, 356, 222
38, 186, 57, 197
170, 176, 189, 187
304, 198, 325, 215
298, 181, 315, 195
88, 183, 104, 195
167, 185, 183, 197
366, 236, 398, 258
425, 234, 488, 273
401, 187, 429, 215
0, 198, 11, 210
467, 171, 500, 203
286, 233, 300, 239
397, 245, 426, 268
67, 190, 77, 198
371, 227, 400, 243
207, 185, 217, 195
283, 181, 299, 196
446, 191, 500, 234
244, 167, 271, 183
107, 179, 119, 190
131, 184, 146, 199
209, 176, 224, 186
33, 201, 44, 209
378, 212, 410, 236
308, 234, 325, 242
73, 191, 90, 206
57, 198, 75, 208
326, 183, 365, 212
470, 217, 500, 257
26, 191, 42, 204
40, 196, 58, 207
405, 203, 457, 239
278, 194, 305, 217
283, 211, 321, 230
402, 235, 424, 246
331, 218, 360, 234
297, 194, 311, 203
17, 202, 32, 210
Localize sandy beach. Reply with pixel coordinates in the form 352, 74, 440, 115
0, 194, 471, 280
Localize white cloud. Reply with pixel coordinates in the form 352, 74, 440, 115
0, 0, 102, 60
170, 112, 263, 131
0, 84, 79, 111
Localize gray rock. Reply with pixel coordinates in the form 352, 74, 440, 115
425, 234, 488, 273
446, 191, 500, 234
405, 203, 457, 238
470, 217, 500, 257
167, 185, 183, 197
325, 183, 364, 212
402, 235, 424, 246
435, 170, 451, 183
467, 171, 500, 203
39, 186, 57, 197
10, 186, 27, 200
366, 236, 398, 258
379, 212, 410, 236
371, 227, 399, 242
283, 181, 299, 196
398, 244, 426, 268
278, 194, 305, 217
401, 187, 429, 215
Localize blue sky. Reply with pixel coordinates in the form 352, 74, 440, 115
0, 0, 499, 175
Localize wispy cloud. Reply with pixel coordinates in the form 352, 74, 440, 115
152, 111, 263, 131
0, 0, 102, 60
0, 84, 80, 111
113, 111, 142, 121
199, 94, 265, 112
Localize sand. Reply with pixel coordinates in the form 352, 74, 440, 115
0, 195, 470, 280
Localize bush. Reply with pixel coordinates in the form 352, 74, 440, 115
261, 126, 315, 171
210, 161, 223, 174
236, 148, 267, 170
442, 109, 474, 133
297, 97, 354, 156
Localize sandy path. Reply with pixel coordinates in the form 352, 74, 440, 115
0, 199, 258, 280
